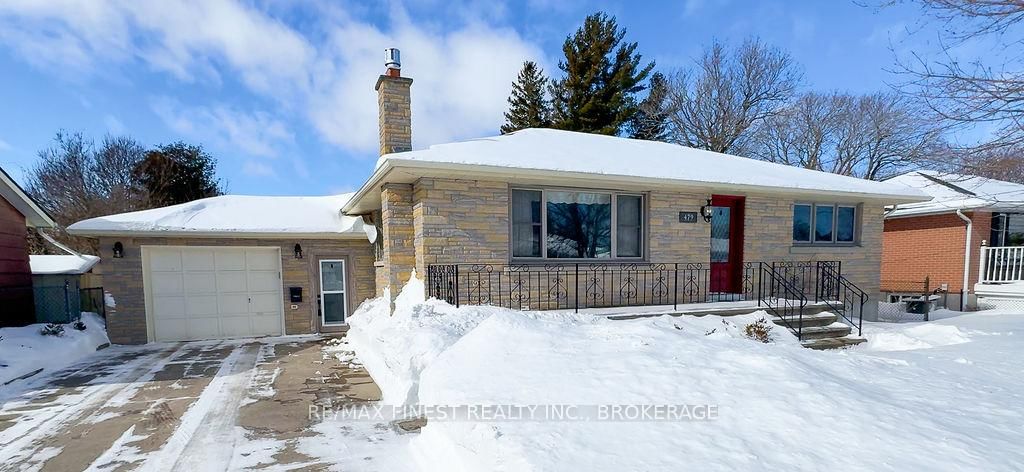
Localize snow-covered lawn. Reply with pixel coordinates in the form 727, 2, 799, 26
0, 313, 109, 388
348, 279, 1024, 471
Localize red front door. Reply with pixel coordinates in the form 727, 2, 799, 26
709, 195, 745, 293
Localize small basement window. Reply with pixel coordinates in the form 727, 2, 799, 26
793, 203, 859, 245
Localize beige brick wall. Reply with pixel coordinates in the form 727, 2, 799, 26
380, 184, 416, 294
98, 237, 375, 345
376, 75, 413, 155
375, 179, 886, 319
743, 194, 885, 320
648, 190, 711, 260
412, 178, 509, 275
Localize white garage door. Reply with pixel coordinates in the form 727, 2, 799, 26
145, 247, 284, 342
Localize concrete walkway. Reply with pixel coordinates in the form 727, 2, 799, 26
0, 336, 416, 471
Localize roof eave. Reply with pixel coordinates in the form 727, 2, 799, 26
65, 228, 370, 239
343, 158, 929, 213
0, 167, 56, 228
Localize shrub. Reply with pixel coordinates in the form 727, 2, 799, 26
744, 318, 774, 343
40, 323, 65, 337
72, 320, 87, 331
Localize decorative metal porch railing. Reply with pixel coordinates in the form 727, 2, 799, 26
816, 261, 866, 337
426, 260, 859, 339
979, 245, 1024, 283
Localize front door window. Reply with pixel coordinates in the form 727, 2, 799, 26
319, 260, 346, 325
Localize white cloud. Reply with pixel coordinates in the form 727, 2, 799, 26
151, 97, 293, 158
103, 114, 126, 135
309, 14, 546, 152
0, 1, 547, 156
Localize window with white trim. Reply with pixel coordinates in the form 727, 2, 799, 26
793, 203, 858, 245
511, 189, 644, 259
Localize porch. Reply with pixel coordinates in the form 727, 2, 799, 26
977, 245, 1024, 308
426, 260, 868, 346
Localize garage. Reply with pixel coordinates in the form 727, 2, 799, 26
143, 246, 284, 342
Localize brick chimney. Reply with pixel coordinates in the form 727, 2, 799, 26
375, 48, 413, 155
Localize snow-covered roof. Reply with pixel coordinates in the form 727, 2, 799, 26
67, 194, 369, 238
883, 170, 1024, 218
345, 129, 926, 213
29, 254, 100, 275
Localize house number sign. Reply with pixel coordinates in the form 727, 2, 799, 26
678, 211, 698, 223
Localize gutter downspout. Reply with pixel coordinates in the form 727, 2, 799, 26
955, 209, 972, 311
38, 229, 83, 257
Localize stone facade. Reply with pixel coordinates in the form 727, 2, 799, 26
375, 75, 413, 155
379, 184, 416, 295
377, 178, 888, 320
98, 237, 374, 345
648, 190, 711, 260
412, 178, 509, 275
742, 194, 885, 320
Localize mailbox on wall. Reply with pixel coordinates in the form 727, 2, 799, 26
289, 287, 302, 303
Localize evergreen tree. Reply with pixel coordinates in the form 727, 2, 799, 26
134, 142, 223, 207
549, 12, 654, 135
627, 72, 671, 141
501, 61, 552, 134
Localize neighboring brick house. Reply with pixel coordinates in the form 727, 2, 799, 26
0, 166, 56, 326
882, 171, 1024, 310
70, 49, 928, 345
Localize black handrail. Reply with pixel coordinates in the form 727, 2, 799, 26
757, 262, 808, 339
816, 261, 866, 336
427, 262, 764, 312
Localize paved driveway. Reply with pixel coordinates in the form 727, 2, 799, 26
0, 336, 416, 471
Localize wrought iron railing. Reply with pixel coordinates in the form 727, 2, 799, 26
757, 263, 808, 339
816, 261, 865, 336
426, 260, 862, 340
427, 262, 763, 311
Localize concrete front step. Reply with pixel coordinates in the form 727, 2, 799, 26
797, 323, 853, 340
801, 336, 867, 350
770, 311, 837, 329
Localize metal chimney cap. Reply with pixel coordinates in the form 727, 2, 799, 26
385, 48, 401, 69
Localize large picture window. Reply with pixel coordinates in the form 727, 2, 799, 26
511, 189, 644, 259
792, 203, 858, 245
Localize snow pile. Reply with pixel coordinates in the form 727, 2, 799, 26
347, 273, 498, 405
860, 323, 972, 351
0, 313, 109, 387
348, 279, 1024, 471
67, 193, 366, 236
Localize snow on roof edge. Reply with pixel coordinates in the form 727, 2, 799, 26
30, 254, 100, 275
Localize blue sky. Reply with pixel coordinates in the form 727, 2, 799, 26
0, 0, 937, 196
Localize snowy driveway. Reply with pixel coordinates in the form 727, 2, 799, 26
0, 336, 415, 471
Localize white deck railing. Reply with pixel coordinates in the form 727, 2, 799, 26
979, 246, 1024, 283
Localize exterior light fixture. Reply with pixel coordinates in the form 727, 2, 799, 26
699, 198, 714, 223
112, 241, 124, 258
294, 243, 303, 259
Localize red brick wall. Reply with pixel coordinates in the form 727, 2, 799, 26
882, 211, 991, 293
0, 196, 34, 326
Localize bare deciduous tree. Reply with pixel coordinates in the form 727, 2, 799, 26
665, 38, 802, 154
959, 145, 1024, 182
25, 132, 147, 253
751, 92, 944, 180
884, 0, 1024, 151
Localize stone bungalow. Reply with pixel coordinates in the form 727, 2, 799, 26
69, 50, 926, 345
